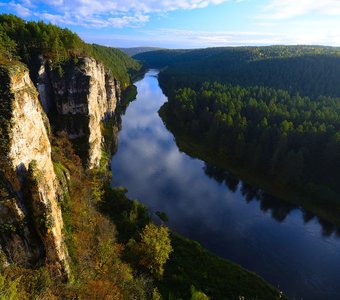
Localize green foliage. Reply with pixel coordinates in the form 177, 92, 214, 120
91, 44, 142, 88
0, 14, 87, 66
51, 131, 83, 174
137, 46, 340, 98
28, 268, 53, 298
0, 66, 14, 168
191, 286, 209, 300
161, 81, 340, 203
0, 266, 69, 299
0, 273, 20, 300
134, 49, 189, 68
152, 287, 162, 300
53, 162, 70, 190
0, 251, 6, 269
159, 233, 285, 300
121, 84, 137, 105
0, 14, 141, 88
101, 186, 284, 298
141, 44, 340, 225
0, 31, 17, 61
100, 187, 150, 242
0, 224, 17, 233
49, 132, 151, 298
113, 85, 138, 116
0, 23, 288, 298
155, 211, 169, 222
138, 224, 173, 278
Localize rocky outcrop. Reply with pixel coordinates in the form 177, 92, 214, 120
0, 64, 69, 277
37, 57, 121, 168
0, 56, 122, 276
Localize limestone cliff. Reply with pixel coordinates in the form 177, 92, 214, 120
0, 64, 69, 277
37, 57, 121, 168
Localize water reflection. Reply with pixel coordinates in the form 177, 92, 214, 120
205, 164, 298, 223
111, 70, 340, 300
204, 163, 340, 236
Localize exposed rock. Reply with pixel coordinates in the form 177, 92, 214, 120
0, 64, 69, 277
38, 57, 121, 168
37, 62, 55, 114
0, 174, 41, 266
0, 56, 122, 275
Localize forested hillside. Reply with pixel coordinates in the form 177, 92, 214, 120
144, 46, 340, 222
160, 83, 340, 203
136, 46, 340, 98
0, 14, 141, 87
91, 44, 143, 87
120, 47, 164, 57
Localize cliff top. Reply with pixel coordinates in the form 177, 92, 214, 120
0, 14, 141, 88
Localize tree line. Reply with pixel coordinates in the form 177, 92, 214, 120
136, 46, 340, 98
161, 82, 340, 202
0, 14, 141, 87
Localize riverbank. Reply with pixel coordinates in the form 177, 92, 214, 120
161, 232, 285, 299
101, 186, 285, 299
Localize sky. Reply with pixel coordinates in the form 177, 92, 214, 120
0, 0, 340, 48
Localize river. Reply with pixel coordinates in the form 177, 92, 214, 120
111, 70, 340, 300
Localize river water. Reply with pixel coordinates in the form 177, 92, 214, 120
111, 70, 340, 300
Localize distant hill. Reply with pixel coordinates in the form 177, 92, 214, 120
134, 45, 340, 68
120, 47, 164, 57
154, 45, 340, 216
135, 45, 340, 98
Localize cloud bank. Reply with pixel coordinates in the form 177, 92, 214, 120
262, 0, 340, 19
4, 0, 229, 27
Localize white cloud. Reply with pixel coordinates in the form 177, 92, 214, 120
7, 0, 231, 27
261, 0, 340, 20
9, 0, 32, 17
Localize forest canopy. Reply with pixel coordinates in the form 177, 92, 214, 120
136, 46, 340, 98
161, 82, 340, 201
145, 46, 340, 205
0, 14, 141, 87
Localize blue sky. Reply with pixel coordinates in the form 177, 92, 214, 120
1, 0, 340, 48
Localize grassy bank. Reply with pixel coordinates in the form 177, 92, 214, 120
102, 186, 286, 299
160, 232, 285, 299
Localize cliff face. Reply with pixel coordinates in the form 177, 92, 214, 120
0, 55, 122, 275
0, 64, 69, 277
37, 57, 121, 168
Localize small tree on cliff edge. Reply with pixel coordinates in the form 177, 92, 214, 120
138, 223, 172, 278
